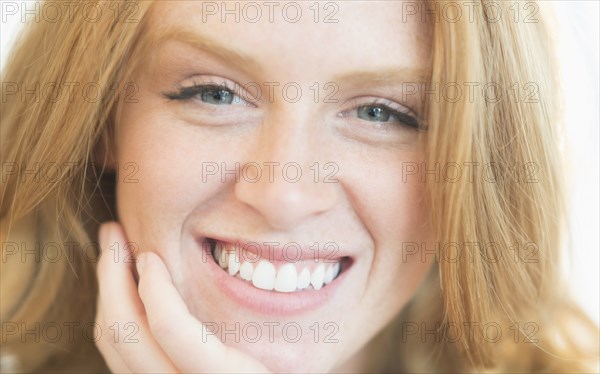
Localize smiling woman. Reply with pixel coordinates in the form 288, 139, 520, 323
0, 0, 598, 373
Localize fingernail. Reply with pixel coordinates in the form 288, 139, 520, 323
136, 252, 147, 275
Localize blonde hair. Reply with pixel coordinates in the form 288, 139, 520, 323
1, 1, 597, 372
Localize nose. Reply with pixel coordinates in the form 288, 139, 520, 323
234, 109, 338, 230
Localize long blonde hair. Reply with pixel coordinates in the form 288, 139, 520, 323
1, 1, 598, 372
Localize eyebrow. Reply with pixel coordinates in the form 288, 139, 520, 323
332, 69, 431, 86
148, 27, 264, 75
147, 27, 430, 85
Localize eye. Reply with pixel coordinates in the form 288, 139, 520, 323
349, 101, 422, 130
357, 105, 393, 122
198, 86, 236, 105
163, 83, 247, 106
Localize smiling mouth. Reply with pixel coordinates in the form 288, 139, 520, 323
206, 238, 350, 293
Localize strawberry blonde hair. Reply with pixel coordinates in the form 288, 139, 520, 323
1, 1, 598, 372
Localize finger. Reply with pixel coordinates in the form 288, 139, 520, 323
137, 251, 271, 374
95, 305, 132, 374
96, 222, 178, 373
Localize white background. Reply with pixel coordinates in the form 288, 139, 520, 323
1, 1, 598, 326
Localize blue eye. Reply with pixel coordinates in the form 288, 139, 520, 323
199, 86, 235, 105
164, 84, 243, 105
357, 105, 392, 122
354, 103, 422, 130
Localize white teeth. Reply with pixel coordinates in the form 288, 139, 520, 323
333, 262, 340, 279
240, 261, 253, 281
297, 268, 311, 289
252, 260, 276, 290
212, 242, 343, 292
274, 264, 298, 293
228, 252, 240, 276
311, 264, 325, 290
324, 264, 334, 284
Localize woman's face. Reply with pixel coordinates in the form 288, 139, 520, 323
114, 1, 434, 372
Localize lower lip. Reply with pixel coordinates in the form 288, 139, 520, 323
199, 239, 351, 316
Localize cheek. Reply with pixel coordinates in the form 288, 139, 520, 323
369, 155, 433, 275
342, 147, 433, 302
344, 147, 431, 244
377, 175, 433, 311
113, 108, 219, 251
371, 172, 428, 241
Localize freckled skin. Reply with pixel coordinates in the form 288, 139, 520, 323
115, 1, 435, 372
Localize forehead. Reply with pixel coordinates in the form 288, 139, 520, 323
145, 0, 432, 80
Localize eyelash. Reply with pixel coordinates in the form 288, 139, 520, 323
163, 83, 240, 102
163, 84, 425, 131
350, 98, 423, 130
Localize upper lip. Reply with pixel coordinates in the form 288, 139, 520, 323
199, 234, 354, 263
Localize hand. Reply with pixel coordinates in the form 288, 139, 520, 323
94, 221, 272, 373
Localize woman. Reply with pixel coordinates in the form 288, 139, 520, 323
1, 0, 598, 372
